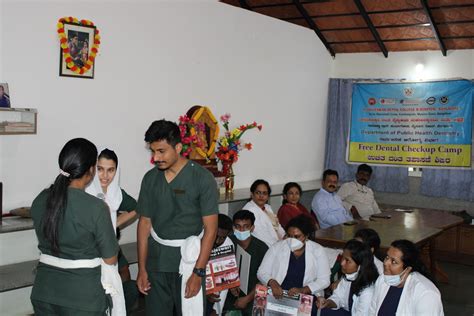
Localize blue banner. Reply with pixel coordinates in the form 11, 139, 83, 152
348, 79, 472, 168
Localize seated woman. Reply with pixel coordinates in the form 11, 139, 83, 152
328, 228, 384, 291
354, 228, 384, 274
243, 179, 285, 247
369, 239, 443, 316
85, 148, 138, 313
257, 215, 331, 298
317, 239, 379, 316
277, 182, 318, 229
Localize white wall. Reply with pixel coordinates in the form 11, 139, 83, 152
331, 49, 474, 79
0, 0, 332, 212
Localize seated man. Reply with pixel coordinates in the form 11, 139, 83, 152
311, 169, 353, 229
206, 214, 234, 316
337, 164, 381, 218
223, 210, 268, 316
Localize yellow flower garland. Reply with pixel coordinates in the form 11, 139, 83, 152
57, 17, 100, 75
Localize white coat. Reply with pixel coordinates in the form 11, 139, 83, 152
368, 272, 444, 316
243, 200, 285, 248
257, 239, 331, 295
328, 277, 375, 316
374, 257, 384, 275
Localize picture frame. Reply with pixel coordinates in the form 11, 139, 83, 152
59, 22, 96, 79
0, 83, 11, 108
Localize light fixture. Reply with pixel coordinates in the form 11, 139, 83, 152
415, 63, 424, 73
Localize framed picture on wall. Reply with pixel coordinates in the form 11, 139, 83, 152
0, 83, 11, 108
59, 22, 96, 79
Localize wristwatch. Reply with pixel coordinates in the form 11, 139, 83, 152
193, 267, 206, 277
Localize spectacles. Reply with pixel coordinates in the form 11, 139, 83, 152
255, 191, 269, 196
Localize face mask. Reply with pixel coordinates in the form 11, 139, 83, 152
344, 267, 360, 281
234, 230, 251, 241
383, 268, 407, 287
287, 238, 304, 252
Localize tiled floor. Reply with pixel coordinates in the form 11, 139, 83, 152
439, 262, 474, 315
131, 261, 474, 316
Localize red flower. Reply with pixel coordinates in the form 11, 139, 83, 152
244, 143, 252, 150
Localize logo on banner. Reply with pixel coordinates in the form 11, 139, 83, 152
426, 97, 436, 105
403, 87, 414, 97
380, 98, 395, 105
368, 98, 377, 105
440, 96, 449, 104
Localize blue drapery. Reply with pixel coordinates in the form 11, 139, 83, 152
421, 168, 474, 201
421, 81, 474, 201
324, 78, 409, 193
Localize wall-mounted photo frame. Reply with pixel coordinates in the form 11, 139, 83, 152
0, 83, 11, 108
59, 22, 96, 79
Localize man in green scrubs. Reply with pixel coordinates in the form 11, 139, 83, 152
136, 119, 218, 315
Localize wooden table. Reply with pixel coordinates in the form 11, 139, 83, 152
315, 207, 464, 283
315, 220, 442, 249
377, 205, 464, 231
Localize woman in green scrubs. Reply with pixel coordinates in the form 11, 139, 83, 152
30, 138, 119, 315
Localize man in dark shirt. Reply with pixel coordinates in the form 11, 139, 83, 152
224, 210, 268, 316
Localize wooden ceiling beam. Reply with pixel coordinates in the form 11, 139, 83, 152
238, 0, 251, 10
420, 0, 447, 56
292, 0, 336, 57
353, 0, 388, 57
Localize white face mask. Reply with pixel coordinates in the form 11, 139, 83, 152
383, 268, 407, 287
344, 266, 360, 281
287, 238, 304, 252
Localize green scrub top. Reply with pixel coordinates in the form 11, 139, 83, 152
137, 161, 219, 272
30, 187, 119, 312
118, 189, 137, 213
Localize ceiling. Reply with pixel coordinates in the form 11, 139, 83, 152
220, 0, 474, 57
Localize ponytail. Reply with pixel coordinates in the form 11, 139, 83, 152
42, 138, 97, 254
43, 174, 71, 254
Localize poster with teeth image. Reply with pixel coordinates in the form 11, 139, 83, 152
205, 245, 240, 294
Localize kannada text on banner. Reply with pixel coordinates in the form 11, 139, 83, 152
348, 80, 473, 168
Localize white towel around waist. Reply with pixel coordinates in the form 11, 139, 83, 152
39, 253, 126, 316
150, 228, 204, 316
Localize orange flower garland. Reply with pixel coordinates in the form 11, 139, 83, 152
57, 17, 100, 75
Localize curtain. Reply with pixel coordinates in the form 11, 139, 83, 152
420, 82, 474, 201
324, 78, 409, 193
421, 169, 474, 201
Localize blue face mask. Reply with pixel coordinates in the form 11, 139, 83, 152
383, 268, 407, 287
234, 229, 251, 241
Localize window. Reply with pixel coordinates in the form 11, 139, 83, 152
408, 167, 422, 177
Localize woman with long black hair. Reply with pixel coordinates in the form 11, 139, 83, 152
317, 239, 379, 316
30, 138, 121, 315
369, 239, 443, 315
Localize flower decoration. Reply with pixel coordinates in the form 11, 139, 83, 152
178, 115, 207, 158
57, 17, 100, 75
216, 113, 262, 165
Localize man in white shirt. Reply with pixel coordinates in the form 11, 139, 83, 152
337, 164, 381, 219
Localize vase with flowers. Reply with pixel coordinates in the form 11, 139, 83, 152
216, 113, 262, 193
